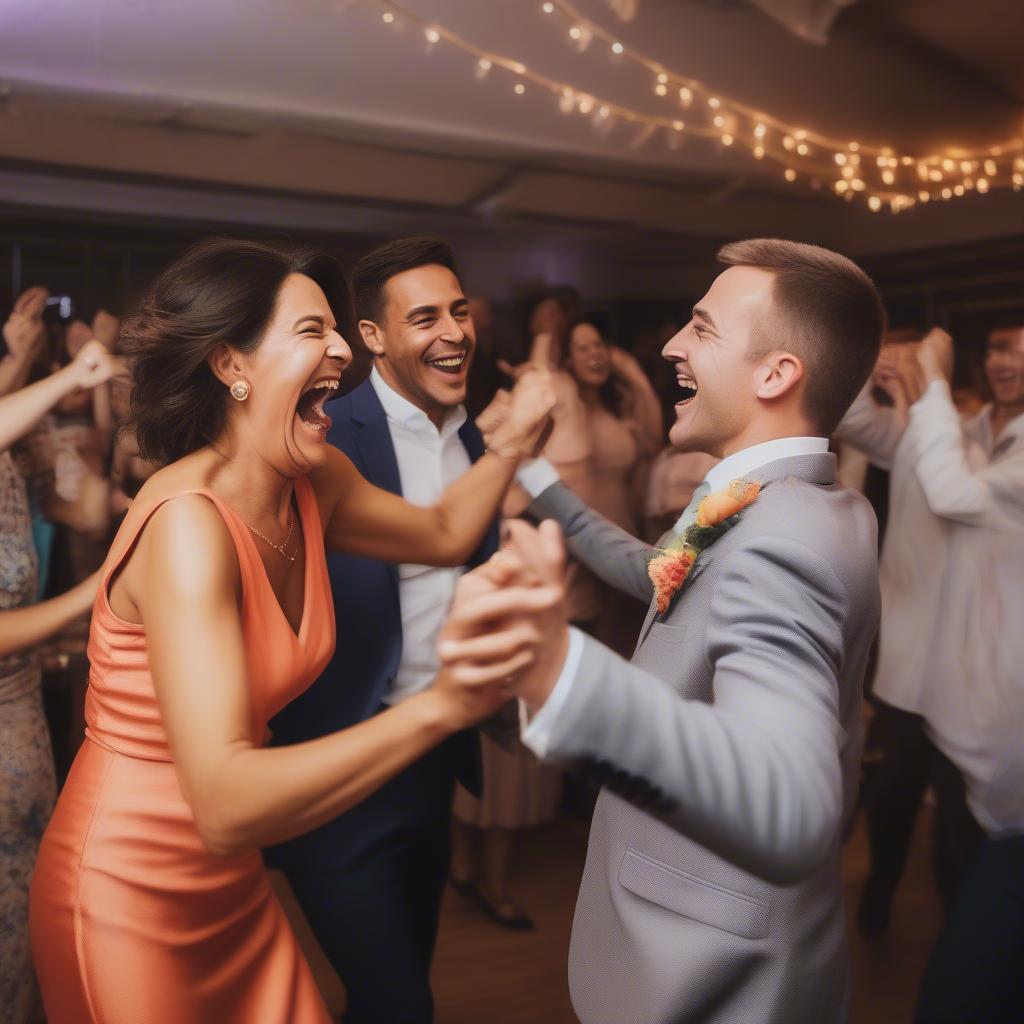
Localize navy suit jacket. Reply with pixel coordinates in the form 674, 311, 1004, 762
268, 379, 497, 834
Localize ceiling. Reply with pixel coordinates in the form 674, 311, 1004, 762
0, 0, 1021, 292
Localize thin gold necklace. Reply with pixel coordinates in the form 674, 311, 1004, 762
246, 507, 297, 563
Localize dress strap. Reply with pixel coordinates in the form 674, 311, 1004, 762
99, 488, 257, 623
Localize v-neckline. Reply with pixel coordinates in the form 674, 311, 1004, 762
229, 481, 311, 645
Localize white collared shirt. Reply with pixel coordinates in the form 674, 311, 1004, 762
516, 435, 829, 756
369, 367, 471, 704
903, 381, 1024, 835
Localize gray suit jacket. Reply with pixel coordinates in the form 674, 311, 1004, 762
529, 453, 879, 1024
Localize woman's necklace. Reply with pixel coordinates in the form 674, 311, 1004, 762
246, 506, 297, 563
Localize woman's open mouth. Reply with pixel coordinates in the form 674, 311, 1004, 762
425, 349, 469, 376
296, 377, 339, 435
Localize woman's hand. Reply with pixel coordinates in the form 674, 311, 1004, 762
3, 286, 48, 363
92, 309, 121, 350
67, 339, 128, 391
438, 521, 568, 715
434, 543, 562, 728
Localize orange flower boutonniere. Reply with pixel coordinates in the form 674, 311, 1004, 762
648, 478, 761, 615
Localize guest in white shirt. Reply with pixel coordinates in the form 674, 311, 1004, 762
265, 237, 506, 1024
906, 326, 1024, 1023
835, 330, 985, 935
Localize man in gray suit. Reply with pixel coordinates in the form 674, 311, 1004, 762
442, 239, 885, 1023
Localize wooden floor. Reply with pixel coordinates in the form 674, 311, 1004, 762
275, 802, 945, 1023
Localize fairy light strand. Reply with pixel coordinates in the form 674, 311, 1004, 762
370, 1, 1024, 212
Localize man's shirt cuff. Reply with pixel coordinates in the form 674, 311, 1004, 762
519, 626, 584, 759
910, 378, 953, 420
515, 457, 561, 498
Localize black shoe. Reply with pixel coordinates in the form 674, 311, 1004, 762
858, 878, 892, 937
471, 884, 535, 932
449, 874, 477, 901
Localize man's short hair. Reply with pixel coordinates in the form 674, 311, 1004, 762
352, 236, 457, 324
718, 238, 886, 433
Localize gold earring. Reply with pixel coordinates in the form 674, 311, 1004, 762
230, 379, 250, 401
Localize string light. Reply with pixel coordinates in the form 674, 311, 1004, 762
369, 0, 1024, 209
868, 196, 882, 212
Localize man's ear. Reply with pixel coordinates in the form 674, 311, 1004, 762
755, 351, 804, 402
359, 320, 385, 356
207, 344, 247, 388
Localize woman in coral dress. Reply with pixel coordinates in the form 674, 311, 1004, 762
29, 238, 555, 1023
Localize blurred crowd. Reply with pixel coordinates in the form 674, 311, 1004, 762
2, 260, 1022, 1023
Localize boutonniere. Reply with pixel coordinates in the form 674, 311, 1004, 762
648, 478, 761, 615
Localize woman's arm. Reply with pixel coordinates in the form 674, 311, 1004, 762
137, 496, 554, 856
315, 366, 555, 565
610, 347, 663, 452
0, 341, 125, 453
0, 570, 100, 658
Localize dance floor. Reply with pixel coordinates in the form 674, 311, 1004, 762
274, 800, 945, 1023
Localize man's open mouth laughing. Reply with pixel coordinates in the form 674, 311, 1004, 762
676, 370, 698, 409
425, 347, 469, 377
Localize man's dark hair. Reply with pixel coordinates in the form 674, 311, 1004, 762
718, 238, 886, 434
121, 237, 348, 465
352, 237, 458, 324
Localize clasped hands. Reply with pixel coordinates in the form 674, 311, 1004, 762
431, 520, 571, 730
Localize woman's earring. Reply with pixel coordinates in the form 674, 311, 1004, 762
230, 379, 251, 402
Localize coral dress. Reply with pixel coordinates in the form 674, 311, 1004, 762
29, 476, 335, 1023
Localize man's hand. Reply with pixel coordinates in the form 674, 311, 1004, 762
434, 545, 562, 730
3, 286, 49, 362
918, 328, 954, 386
484, 364, 556, 461
439, 520, 570, 715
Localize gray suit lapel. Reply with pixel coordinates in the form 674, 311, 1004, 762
632, 451, 837, 656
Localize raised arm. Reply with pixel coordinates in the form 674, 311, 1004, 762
529, 477, 656, 603
834, 380, 906, 470
0, 341, 125, 453
0, 570, 100, 658
137, 496, 553, 857
472, 527, 854, 885
610, 347, 663, 454
316, 366, 555, 565
0, 286, 49, 398
906, 380, 1024, 528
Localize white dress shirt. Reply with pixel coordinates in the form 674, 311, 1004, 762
904, 381, 1024, 835
516, 436, 829, 757
835, 384, 974, 714
369, 367, 471, 704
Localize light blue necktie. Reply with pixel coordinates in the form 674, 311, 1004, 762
668, 481, 711, 541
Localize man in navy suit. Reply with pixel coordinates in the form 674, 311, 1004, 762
267, 238, 501, 1023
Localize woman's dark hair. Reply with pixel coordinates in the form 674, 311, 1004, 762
566, 314, 626, 417
121, 237, 349, 465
